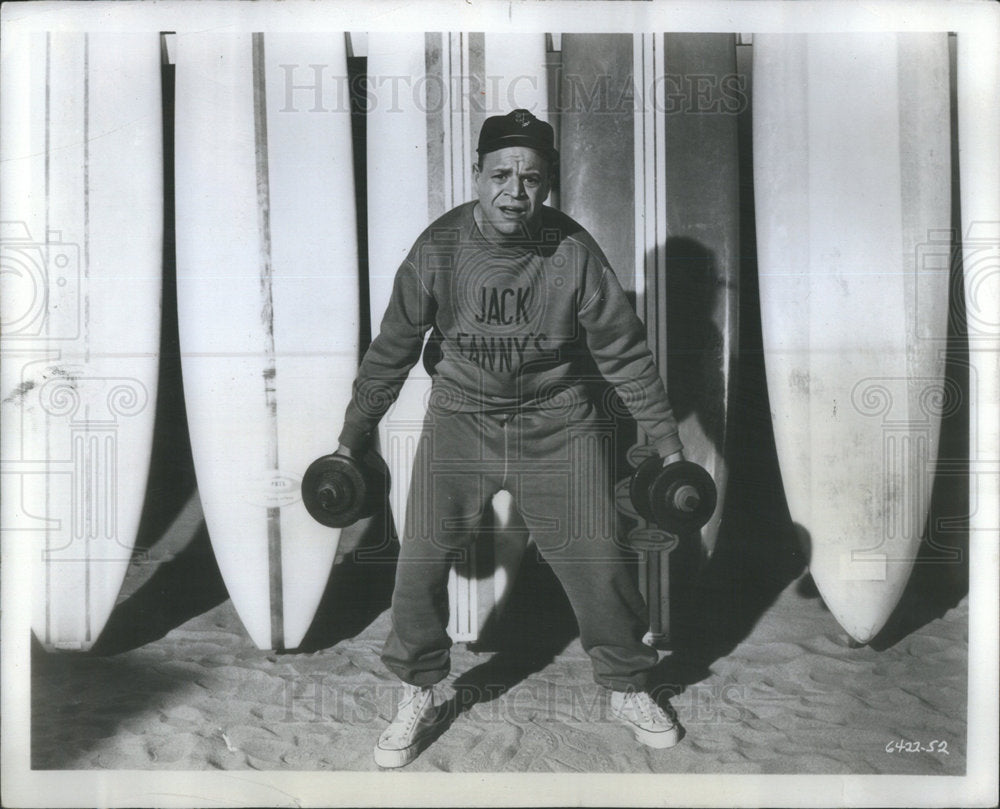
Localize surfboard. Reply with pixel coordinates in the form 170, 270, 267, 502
561, 34, 740, 644
0, 33, 163, 651
365, 33, 549, 642
174, 33, 360, 650
753, 33, 951, 645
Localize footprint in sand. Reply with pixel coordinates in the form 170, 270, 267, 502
145, 733, 196, 765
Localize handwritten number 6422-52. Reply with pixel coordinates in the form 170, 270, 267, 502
885, 739, 949, 755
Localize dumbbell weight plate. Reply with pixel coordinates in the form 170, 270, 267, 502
629, 456, 718, 535
302, 453, 374, 528
648, 461, 717, 534
628, 455, 663, 525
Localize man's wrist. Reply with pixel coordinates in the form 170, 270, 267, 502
652, 433, 684, 463
337, 426, 372, 457
662, 450, 684, 467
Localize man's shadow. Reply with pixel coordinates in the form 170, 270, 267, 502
439, 547, 580, 720
648, 229, 808, 696
648, 197, 971, 688
661, 236, 732, 462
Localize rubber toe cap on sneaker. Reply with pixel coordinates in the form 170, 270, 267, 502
374, 736, 426, 769
631, 722, 681, 749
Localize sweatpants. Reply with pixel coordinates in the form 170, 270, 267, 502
381, 397, 659, 691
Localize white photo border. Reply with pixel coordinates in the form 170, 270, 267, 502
2, 1, 997, 807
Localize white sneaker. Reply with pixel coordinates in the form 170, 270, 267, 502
609, 690, 681, 749
373, 684, 443, 768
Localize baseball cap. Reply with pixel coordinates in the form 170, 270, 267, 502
477, 109, 558, 163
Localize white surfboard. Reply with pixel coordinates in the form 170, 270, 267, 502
174, 33, 360, 650
0, 33, 163, 651
753, 33, 951, 644
366, 33, 550, 642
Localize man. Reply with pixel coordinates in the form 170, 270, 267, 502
336, 109, 685, 768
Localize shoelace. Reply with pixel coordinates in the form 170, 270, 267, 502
629, 693, 670, 725
396, 689, 430, 737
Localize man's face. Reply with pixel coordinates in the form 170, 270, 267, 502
473, 146, 552, 240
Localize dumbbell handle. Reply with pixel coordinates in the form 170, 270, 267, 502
318, 474, 349, 510
672, 484, 701, 513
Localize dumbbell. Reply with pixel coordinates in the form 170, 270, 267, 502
301, 451, 385, 528
629, 456, 717, 536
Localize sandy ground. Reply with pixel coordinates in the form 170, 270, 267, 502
31, 493, 968, 775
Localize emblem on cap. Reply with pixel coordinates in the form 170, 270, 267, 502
477, 108, 559, 163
